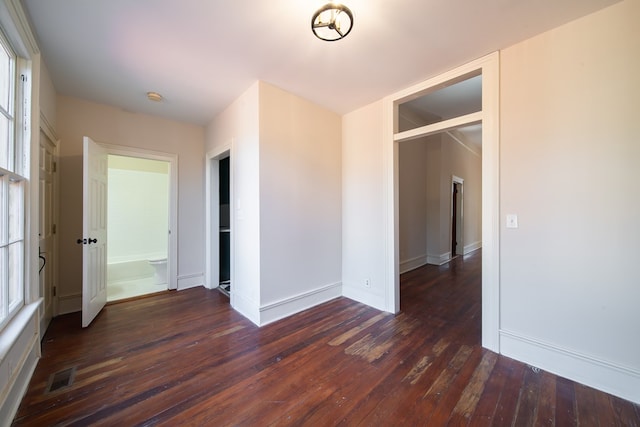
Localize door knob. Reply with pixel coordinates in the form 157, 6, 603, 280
77, 238, 98, 245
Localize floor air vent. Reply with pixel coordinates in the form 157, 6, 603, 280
45, 366, 76, 393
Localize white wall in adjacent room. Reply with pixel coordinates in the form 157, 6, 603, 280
107, 156, 169, 263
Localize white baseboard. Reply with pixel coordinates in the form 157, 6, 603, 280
177, 273, 203, 291
231, 292, 260, 327
57, 293, 81, 315
500, 329, 640, 404
463, 241, 482, 254
427, 252, 451, 266
399, 254, 428, 274
259, 282, 342, 326
341, 282, 387, 312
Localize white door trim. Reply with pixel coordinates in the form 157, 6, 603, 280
99, 143, 179, 291
205, 142, 233, 297
38, 116, 60, 320
451, 175, 464, 257
383, 52, 501, 352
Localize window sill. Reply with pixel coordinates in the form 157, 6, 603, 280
0, 299, 41, 363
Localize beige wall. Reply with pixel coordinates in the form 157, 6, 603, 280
443, 133, 482, 254
39, 62, 57, 129
399, 132, 482, 270
499, 0, 640, 399
398, 138, 428, 270
56, 96, 205, 312
259, 82, 342, 308
205, 82, 342, 325
341, 0, 639, 403
500, 1, 640, 372
341, 100, 387, 310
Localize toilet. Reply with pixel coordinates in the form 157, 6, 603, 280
148, 258, 167, 285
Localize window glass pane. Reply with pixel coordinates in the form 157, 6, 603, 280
398, 74, 482, 133
0, 175, 5, 245
0, 43, 10, 112
0, 246, 6, 321
0, 114, 8, 170
8, 177, 22, 242
8, 241, 22, 309
0, 23, 23, 329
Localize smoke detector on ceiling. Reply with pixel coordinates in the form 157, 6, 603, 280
147, 91, 163, 102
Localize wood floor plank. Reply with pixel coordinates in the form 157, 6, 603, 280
491, 359, 527, 426
575, 382, 601, 426
611, 395, 640, 427
423, 345, 484, 425
556, 376, 578, 426
513, 365, 543, 426
468, 355, 513, 426
12, 251, 640, 426
447, 350, 499, 425
593, 386, 619, 427
534, 371, 556, 427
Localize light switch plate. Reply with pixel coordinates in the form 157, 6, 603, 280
506, 214, 518, 229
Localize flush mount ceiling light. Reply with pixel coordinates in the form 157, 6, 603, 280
146, 91, 163, 102
311, 2, 354, 41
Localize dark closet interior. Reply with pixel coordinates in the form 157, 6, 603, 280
219, 156, 230, 296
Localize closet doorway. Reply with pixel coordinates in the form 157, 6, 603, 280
205, 145, 233, 300
218, 156, 231, 296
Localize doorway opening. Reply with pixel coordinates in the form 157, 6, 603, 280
218, 156, 231, 296
80, 139, 178, 326
205, 144, 233, 301
106, 155, 171, 301
451, 176, 464, 258
398, 126, 480, 273
387, 53, 500, 351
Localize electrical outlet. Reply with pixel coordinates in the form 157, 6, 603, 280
364, 278, 371, 288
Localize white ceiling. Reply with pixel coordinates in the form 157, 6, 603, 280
22, 0, 619, 126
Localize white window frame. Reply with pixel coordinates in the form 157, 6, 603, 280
0, 23, 29, 332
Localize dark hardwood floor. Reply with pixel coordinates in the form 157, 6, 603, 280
13, 251, 640, 425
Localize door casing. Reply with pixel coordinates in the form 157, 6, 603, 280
205, 143, 233, 299
383, 52, 501, 352
100, 143, 179, 291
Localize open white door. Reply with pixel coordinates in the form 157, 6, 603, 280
82, 137, 108, 327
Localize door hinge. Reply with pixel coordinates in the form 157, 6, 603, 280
53, 161, 57, 172
52, 224, 57, 234
53, 286, 56, 297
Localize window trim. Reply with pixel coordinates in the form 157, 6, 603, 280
0, 3, 33, 331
